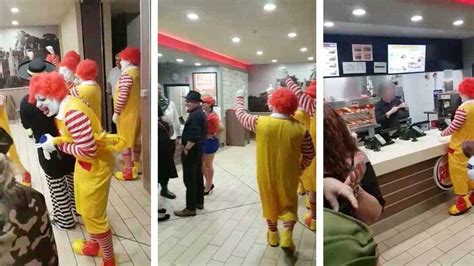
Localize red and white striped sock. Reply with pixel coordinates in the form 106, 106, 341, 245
310, 192, 316, 220
266, 219, 278, 232
122, 148, 133, 170
88, 234, 98, 244
93, 230, 114, 261
283, 220, 296, 231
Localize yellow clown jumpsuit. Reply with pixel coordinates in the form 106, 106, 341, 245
73, 83, 102, 123
114, 67, 141, 148
447, 102, 474, 198
256, 116, 306, 222
293, 110, 316, 193
0, 102, 27, 174
54, 97, 116, 234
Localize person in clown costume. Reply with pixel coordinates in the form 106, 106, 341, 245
58, 53, 81, 91
113, 47, 141, 181
284, 77, 316, 231
71, 59, 102, 121
31, 72, 125, 266
441, 78, 474, 215
235, 87, 314, 255
45, 45, 60, 67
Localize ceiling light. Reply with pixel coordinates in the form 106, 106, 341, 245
352, 8, 366, 16
263, 3, 276, 11
11, 20, 18, 25
324, 21, 335, 27
300, 47, 308, 52
232, 37, 241, 43
279, 66, 286, 70
257, 51, 263, 55
187, 13, 199, 20
10, 7, 19, 13
158, 53, 163, 57
453, 20, 464, 26
272, 59, 278, 63
176, 58, 184, 63
411, 15, 423, 22
308, 57, 314, 61
288, 32, 297, 38
195, 63, 201, 66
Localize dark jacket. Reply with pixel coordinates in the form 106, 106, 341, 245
181, 106, 207, 153
158, 118, 178, 181
19, 95, 75, 179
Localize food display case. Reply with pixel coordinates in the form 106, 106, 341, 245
328, 97, 379, 133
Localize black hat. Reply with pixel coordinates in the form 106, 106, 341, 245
18, 59, 56, 81
183, 91, 202, 102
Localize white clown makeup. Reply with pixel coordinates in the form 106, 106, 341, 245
120, 59, 131, 70
59, 66, 75, 83
35, 94, 60, 117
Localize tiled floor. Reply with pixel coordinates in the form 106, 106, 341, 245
158, 142, 316, 265
376, 200, 474, 265
10, 121, 151, 266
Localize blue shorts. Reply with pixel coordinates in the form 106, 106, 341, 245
203, 138, 219, 154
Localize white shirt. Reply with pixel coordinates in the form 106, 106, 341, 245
163, 101, 181, 140
107, 67, 121, 97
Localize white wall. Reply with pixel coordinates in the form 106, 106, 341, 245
221, 66, 249, 111
59, 3, 82, 57
127, 15, 141, 47
247, 62, 315, 96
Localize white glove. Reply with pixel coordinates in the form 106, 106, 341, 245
35, 134, 56, 160
236, 89, 245, 98
468, 156, 474, 181
112, 113, 119, 124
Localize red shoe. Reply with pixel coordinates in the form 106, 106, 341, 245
449, 195, 472, 216
102, 257, 116, 266
470, 192, 474, 205
22, 172, 31, 186
72, 239, 102, 256
115, 166, 139, 181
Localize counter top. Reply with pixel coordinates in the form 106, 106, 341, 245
360, 130, 450, 176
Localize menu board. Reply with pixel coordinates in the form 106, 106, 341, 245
324, 42, 339, 77
388, 44, 426, 74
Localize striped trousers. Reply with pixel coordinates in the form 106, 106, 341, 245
46, 173, 76, 229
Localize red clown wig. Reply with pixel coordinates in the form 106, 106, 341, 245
119, 47, 140, 66
28, 72, 69, 104
59, 57, 79, 72
63, 50, 81, 65
76, 59, 97, 81
305, 80, 316, 99
268, 88, 299, 115
459, 78, 474, 99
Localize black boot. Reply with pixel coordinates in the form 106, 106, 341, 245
161, 185, 176, 199
158, 214, 170, 222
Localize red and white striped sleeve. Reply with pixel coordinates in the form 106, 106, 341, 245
57, 110, 97, 158
114, 73, 133, 114
284, 77, 315, 116
235, 96, 258, 132
70, 85, 79, 97
300, 131, 315, 169
53, 55, 60, 66
441, 108, 467, 136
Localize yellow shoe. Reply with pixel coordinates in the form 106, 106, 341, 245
115, 166, 139, 181
134, 162, 142, 174
305, 195, 310, 210
298, 183, 306, 196
449, 195, 472, 216
304, 212, 316, 231
280, 230, 296, 256
267, 231, 279, 247
72, 239, 102, 257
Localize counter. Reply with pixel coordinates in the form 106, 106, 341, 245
361, 130, 450, 220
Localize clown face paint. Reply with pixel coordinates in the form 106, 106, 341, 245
120, 59, 131, 69
35, 94, 60, 117
59, 66, 75, 83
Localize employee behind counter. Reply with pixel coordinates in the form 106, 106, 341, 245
375, 81, 409, 130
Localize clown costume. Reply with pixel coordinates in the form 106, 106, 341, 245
235, 88, 314, 255
441, 78, 474, 215
113, 47, 141, 180
71, 59, 102, 121
30, 72, 125, 266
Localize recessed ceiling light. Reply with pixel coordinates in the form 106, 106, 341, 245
11, 20, 18, 25
195, 63, 201, 66
158, 53, 163, 57
279, 66, 286, 70
300, 47, 308, 52
453, 20, 464, 26
308, 57, 314, 61
263, 3, 276, 11
10, 7, 19, 13
272, 59, 278, 63
232, 37, 241, 43
352, 8, 366, 16
257, 51, 263, 55
411, 15, 423, 22
324, 21, 335, 27
288, 32, 297, 38
187, 13, 199, 20
176, 58, 184, 63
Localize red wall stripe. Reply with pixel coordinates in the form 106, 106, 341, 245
158, 32, 249, 71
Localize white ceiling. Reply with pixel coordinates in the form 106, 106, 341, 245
0, 0, 75, 28
158, 0, 316, 65
158, 46, 217, 66
325, 0, 474, 39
